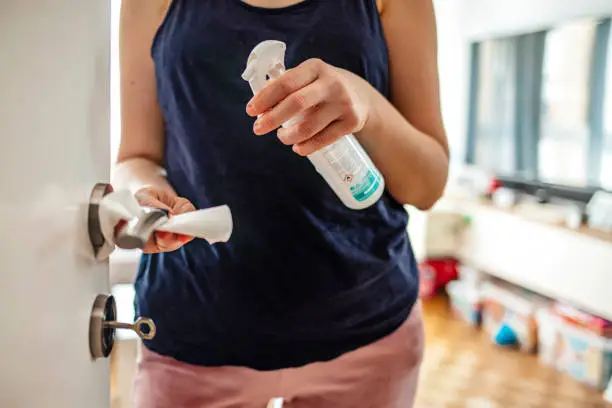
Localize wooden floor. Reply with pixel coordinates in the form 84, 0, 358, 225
111, 295, 611, 408
415, 295, 611, 408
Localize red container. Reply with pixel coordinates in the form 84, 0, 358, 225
421, 258, 460, 292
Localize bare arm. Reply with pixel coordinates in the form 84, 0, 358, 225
357, 0, 449, 209
112, 0, 174, 196
113, 0, 197, 253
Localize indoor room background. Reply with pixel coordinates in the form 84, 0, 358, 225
101, 0, 612, 407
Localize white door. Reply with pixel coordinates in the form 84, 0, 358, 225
1, 1, 112, 407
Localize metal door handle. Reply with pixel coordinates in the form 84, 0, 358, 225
88, 183, 170, 256
115, 207, 169, 250
89, 293, 157, 359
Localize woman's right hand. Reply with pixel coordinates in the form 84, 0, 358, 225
124, 186, 196, 253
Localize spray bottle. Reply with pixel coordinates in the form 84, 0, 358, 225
242, 40, 385, 210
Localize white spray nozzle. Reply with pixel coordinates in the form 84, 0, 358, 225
242, 40, 287, 95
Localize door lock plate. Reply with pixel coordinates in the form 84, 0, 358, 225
89, 294, 156, 359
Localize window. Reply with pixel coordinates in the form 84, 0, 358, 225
466, 33, 544, 178
470, 38, 518, 175
601, 29, 612, 190
466, 18, 612, 190
538, 20, 598, 187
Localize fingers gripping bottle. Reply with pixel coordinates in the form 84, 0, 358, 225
242, 40, 385, 210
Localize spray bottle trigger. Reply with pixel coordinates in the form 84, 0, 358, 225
242, 40, 287, 94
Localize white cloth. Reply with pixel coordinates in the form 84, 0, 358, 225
99, 190, 233, 248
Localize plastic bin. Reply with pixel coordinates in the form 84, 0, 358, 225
535, 309, 559, 367
553, 302, 612, 338
446, 280, 482, 327
481, 281, 549, 353
458, 265, 487, 289
420, 258, 459, 293
536, 309, 612, 390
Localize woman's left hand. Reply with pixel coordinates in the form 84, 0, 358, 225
246, 59, 372, 156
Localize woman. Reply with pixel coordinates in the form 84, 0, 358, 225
115, 0, 449, 407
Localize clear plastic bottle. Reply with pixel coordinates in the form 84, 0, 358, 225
242, 40, 385, 210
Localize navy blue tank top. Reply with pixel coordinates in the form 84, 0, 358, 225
136, 0, 420, 370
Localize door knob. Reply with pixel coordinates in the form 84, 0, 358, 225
115, 206, 169, 250
87, 183, 168, 259
89, 293, 157, 359
88, 182, 169, 257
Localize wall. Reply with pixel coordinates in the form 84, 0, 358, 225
433, 0, 470, 166
110, 0, 121, 164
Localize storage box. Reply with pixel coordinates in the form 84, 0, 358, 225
536, 309, 563, 367
458, 265, 487, 289
536, 309, 612, 390
481, 281, 548, 353
446, 280, 482, 327
420, 258, 459, 293
552, 302, 612, 338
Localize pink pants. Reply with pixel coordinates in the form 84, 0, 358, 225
132, 303, 424, 408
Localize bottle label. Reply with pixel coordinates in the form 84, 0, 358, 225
350, 169, 382, 202
321, 139, 382, 202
